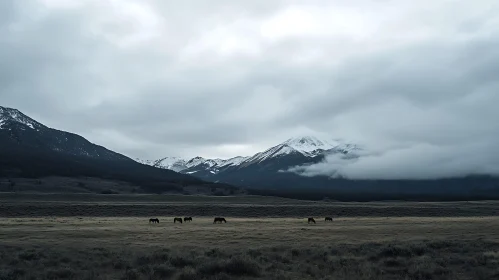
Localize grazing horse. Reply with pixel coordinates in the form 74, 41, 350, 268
213, 217, 227, 224
184, 217, 192, 222
149, 218, 159, 224
308, 218, 316, 224
325, 217, 333, 222
174, 217, 183, 224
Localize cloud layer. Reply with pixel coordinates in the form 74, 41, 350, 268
1, 0, 499, 179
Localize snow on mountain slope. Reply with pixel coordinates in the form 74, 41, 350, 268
136, 157, 187, 172
283, 136, 338, 153
240, 144, 296, 166
135, 158, 154, 165
1, 105, 132, 161
239, 136, 360, 166
0, 106, 44, 130
136, 136, 361, 174
155, 157, 186, 171
186, 156, 210, 168
219, 156, 250, 167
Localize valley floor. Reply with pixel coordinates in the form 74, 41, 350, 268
1, 193, 499, 217
0, 194, 498, 279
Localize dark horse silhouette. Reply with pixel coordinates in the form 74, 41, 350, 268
174, 217, 183, 223
325, 217, 333, 222
184, 217, 192, 222
149, 218, 159, 224
308, 218, 316, 224
213, 217, 227, 224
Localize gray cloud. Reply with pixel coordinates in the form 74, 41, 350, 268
1, 0, 499, 179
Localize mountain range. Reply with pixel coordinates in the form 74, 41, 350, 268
0, 106, 233, 194
137, 136, 499, 200
136, 136, 361, 187
2, 105, 499, 201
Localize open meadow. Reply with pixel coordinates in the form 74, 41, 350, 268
1, 194, 499, 279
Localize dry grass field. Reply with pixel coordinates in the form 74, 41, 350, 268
1, 194, 499, 279
2, 193, 499, 217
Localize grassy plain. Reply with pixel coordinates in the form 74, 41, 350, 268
1, 193, 499, 217
0, 194, 499, 279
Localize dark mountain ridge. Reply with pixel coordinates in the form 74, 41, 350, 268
0, 106, 236, 194
0, 106, 129, 161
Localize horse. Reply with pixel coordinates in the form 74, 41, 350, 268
174, 217, 183, 224
213, 217, 227, 224
184, 217, 192, 222
308, 218, 316, 224
149, 218, 159, 224
325, 217, 333, 222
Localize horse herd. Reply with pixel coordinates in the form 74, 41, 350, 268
309, 217, 333, 223
149, 217, 333, 224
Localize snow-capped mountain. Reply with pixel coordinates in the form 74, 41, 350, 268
237, 136, 360, 167
137, 136, 362, 188
0, 106, 45, 130
138, 155, 251, 174
0, 105, 130, 161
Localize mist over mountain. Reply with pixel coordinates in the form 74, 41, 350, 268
137, 135, 499, 199
136, 135, 360, 178
288, 141, 499, 180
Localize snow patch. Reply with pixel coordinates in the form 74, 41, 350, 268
186, 156, 208, 168
136, 157, 187, 172
283, 136, 339, 153
218, 156, 251, 167
0, 106, 41, 130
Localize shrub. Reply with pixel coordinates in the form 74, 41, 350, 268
0, 268, 26, 279
101, 189, 119, 194
134, 256, 151, 266
213, 191, 226, 196
152, 265, 175, 278
45, 268, 75, 279
199, 257, 261, 277
198, 262, 224, 275
377, 245, 414, 258
18, 250, 45, 261
169, 256, 195, 268
123, 269, 140, 280
176, 267, 197, 280
224, 257, 261, 276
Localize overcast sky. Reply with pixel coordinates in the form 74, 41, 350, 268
1, 0, 499, 178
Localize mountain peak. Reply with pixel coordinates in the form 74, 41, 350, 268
1, 105, 131, 161
136, 135, 362, 174
283, 136, 339, 153
186, 156, 208, 168
0, 106, 44, 130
